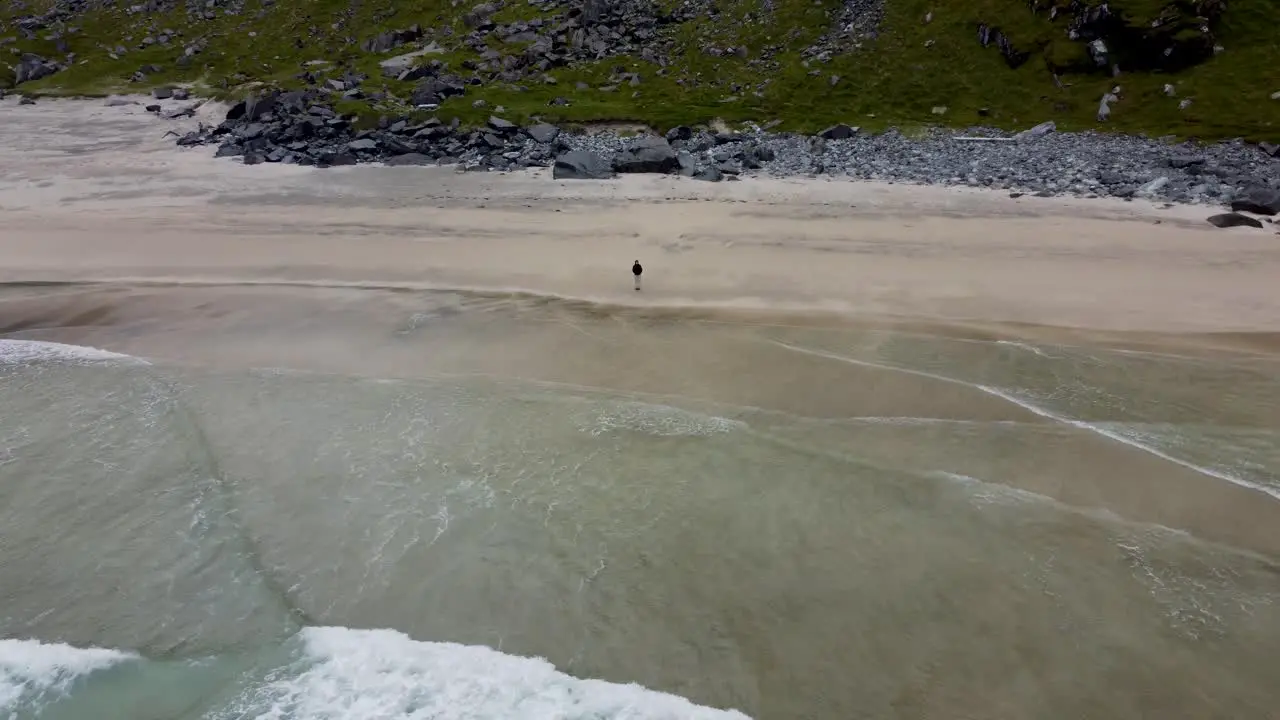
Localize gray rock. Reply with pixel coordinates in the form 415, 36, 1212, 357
14, 54, 59, 85
152, 86, 173, 99
525, 123, 560, 144
1168, 155, 1205, 169
348, 138, 379, 152
553, 150, 613, 180
677, 150, 696, 176
487, 116, 517, 132
693, 166, 723, 182
1230, 186, 1280, 216
1207, 212, 1264, 229
384, 153, 433, 166
1137, 176, 1169, 197
1015, 121, 1057, 141
613, 135, 678, 173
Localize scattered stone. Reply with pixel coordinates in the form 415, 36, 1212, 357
1206, 212, 1263, 229
177, 93, 1277, 209
145, 104, 161, 113
19, 96, 36, 105
152, 86, 173, 99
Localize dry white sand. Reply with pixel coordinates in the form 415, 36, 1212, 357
2, 95, 1279, 338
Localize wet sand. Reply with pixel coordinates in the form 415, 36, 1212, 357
3, 93, 1280, 541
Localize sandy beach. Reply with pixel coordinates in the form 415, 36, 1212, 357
2, 95, 1279, 338
3, 96, 1280, 720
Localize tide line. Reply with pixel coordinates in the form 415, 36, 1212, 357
770, 340, 1280, 502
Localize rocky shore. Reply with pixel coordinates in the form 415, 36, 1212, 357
142, 88, 1280, 219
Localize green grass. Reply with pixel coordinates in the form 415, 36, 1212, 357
3, 0, 1278, 140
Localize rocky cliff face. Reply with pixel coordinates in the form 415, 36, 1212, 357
982, 0, 1226, 74
2, 0, 1276, 144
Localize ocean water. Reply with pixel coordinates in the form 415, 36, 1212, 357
2, 286, 1280, 719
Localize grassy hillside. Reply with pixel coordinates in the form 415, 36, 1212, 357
3, 0, 1279, 140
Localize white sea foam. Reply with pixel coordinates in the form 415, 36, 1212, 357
995, 340, 1054, 358
771, 340, 1280, 502
0, 638, 136, 711
0, 339, 147, 366
216, 626, 750, 720
580, 401, 745, 438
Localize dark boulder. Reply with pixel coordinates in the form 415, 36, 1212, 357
411, 77, 466, 106
977, 24, 1031, 69
1230, 186, 1280, 216
226, 92, 278, 122
817, 124, 857, 140
665, 125, 694, 143
361, 26, 423, 53
1206, 213, 1264, 229
613, 136, 679, 174
553, 150, 613, 180
14, 54, 59, 85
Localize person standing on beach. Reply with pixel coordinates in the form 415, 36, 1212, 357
632, 260, 643, 291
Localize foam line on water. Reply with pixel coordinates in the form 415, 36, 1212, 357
0, 639, 136, 711
215, 626, 750, 720
771, 340, 1280, 502
0, 339, 148, 366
